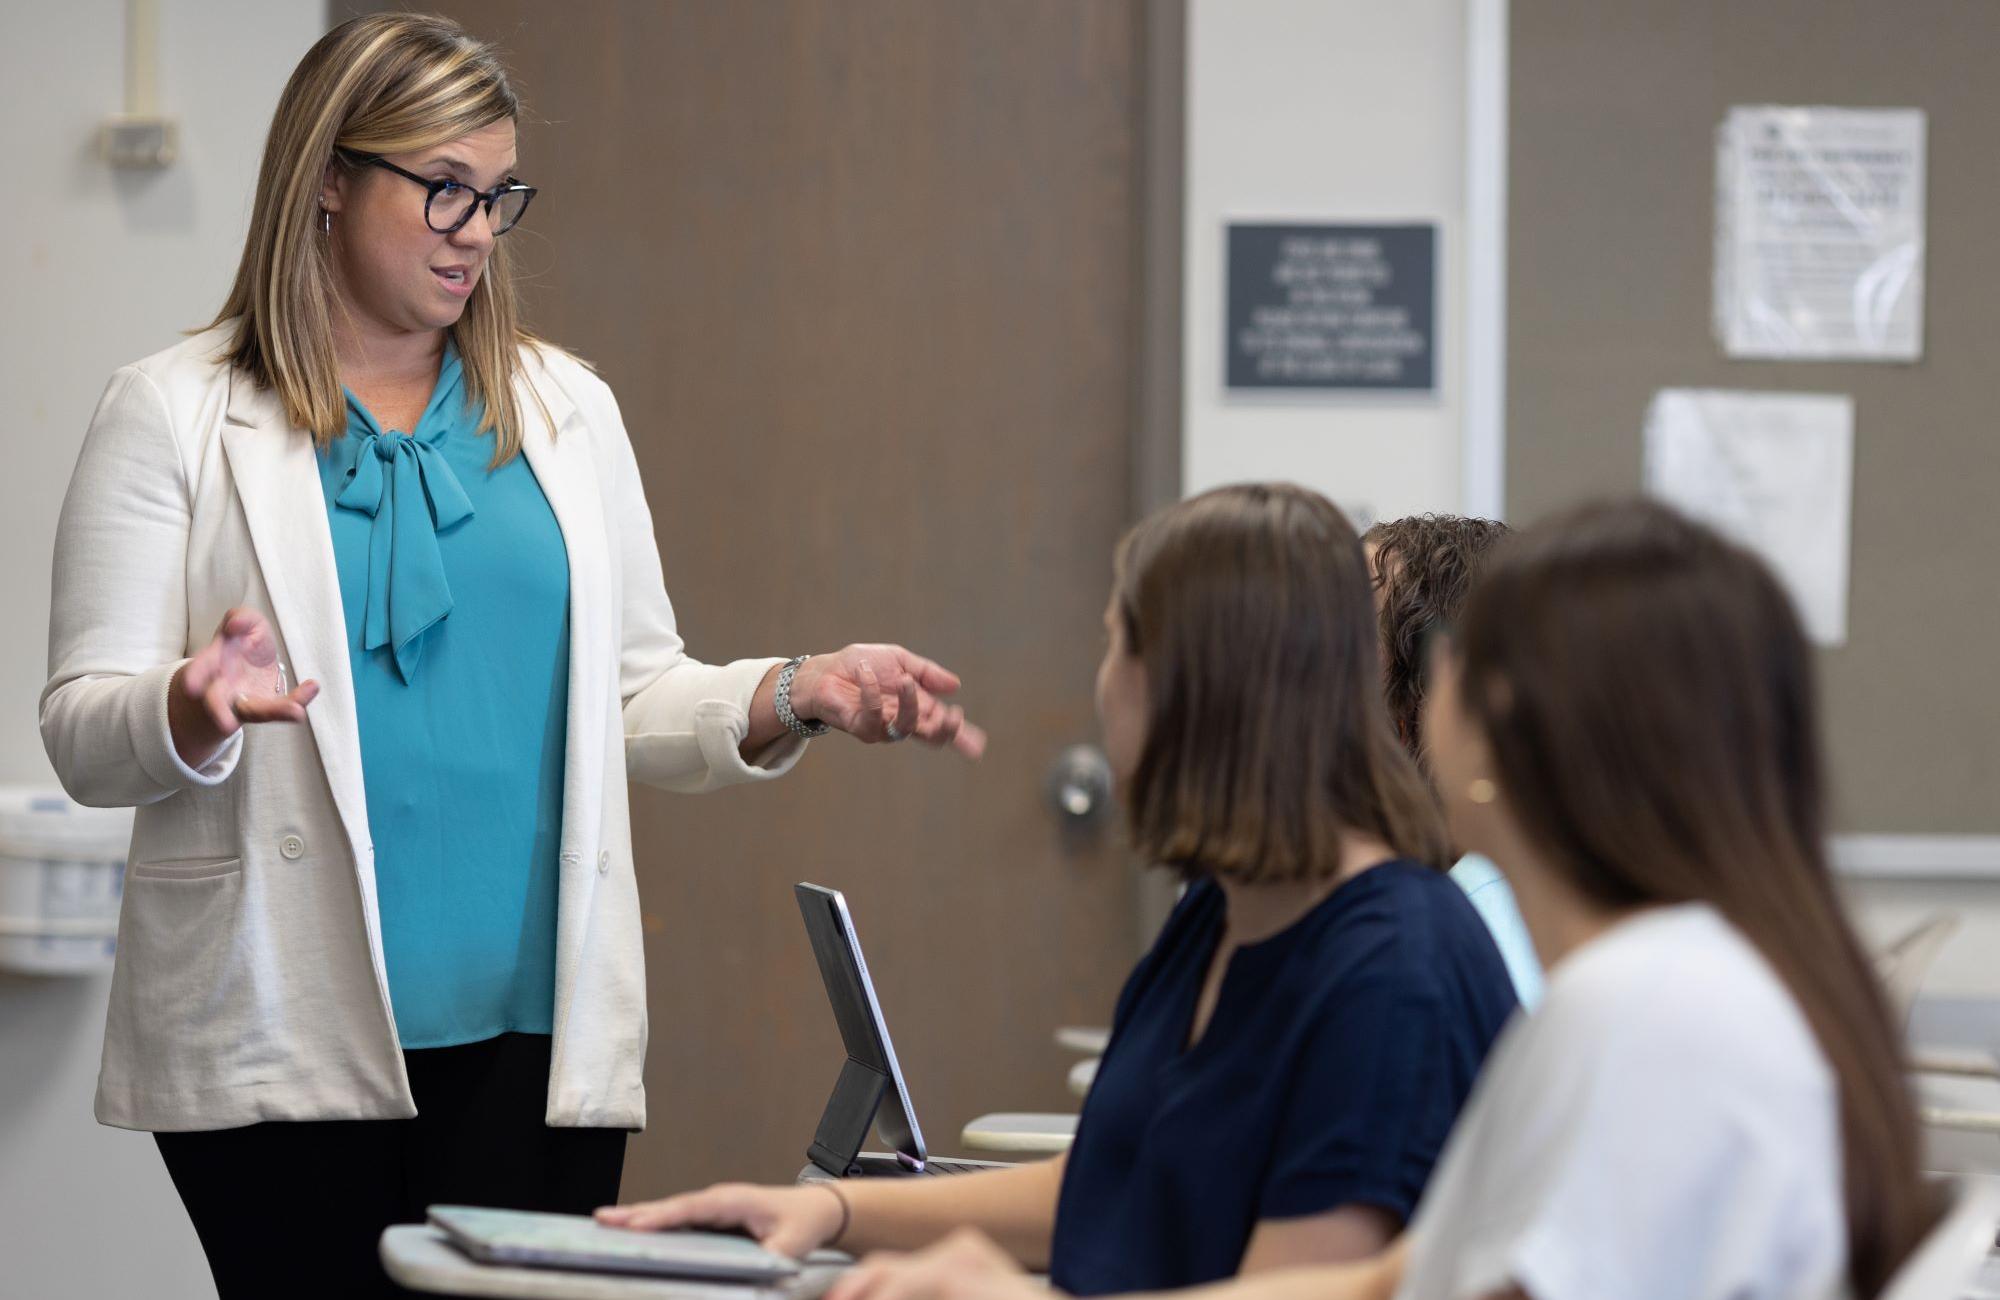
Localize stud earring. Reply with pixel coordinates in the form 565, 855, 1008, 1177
1467, 778, 1498, 805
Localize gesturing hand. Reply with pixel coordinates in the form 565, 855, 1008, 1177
169, 607, 320, 767
791, 644, 987, 759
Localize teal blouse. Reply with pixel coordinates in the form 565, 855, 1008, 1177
316, 344, 571, 1049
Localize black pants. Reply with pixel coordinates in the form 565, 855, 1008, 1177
155, 1033, 627, 1300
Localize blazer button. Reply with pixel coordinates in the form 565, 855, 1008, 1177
597, 850, 610, 875
280, 834, 305, 860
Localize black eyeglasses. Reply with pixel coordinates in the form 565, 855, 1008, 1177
341, 150, 537, 236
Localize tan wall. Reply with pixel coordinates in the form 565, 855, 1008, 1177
1506, 0, 2000, 836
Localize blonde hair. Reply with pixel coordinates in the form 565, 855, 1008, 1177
209, 12, 550, 464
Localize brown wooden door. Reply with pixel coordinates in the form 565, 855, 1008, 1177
390, 1, 1155, 1192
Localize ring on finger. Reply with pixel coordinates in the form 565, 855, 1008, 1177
883, 720, 906, 743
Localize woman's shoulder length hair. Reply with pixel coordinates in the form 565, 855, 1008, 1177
1113, 483, 1451, 883
206, 12, 570, 466
1453, 497, 1934, 1294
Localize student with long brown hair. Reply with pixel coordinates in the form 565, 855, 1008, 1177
602, 484, 1519, 1293
830, 500, 1930, 1300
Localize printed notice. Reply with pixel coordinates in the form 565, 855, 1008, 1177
1715, 107, 1926, 361
1644, 389, 1855, 646
1227, 223, 1436, 391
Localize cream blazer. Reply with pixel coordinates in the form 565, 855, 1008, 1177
42, 326, 804, 1133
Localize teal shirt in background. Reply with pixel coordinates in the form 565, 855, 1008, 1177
316, 344, 571, 1049
1449, 854, 1544, 1010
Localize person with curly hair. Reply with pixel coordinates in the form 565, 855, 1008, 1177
1366, 516, 1541, 1008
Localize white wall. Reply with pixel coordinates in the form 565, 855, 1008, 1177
1183, 0, 1469, 526
0, 2, 323, 1295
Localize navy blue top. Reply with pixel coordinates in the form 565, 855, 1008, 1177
1049, 862, 1518, 1295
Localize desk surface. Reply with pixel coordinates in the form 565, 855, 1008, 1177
1971, 1252, 2000, 1299
387, 1217, 2000, 1300
1055, 1026, 1110, 1056
1916, 1047, 2000, 1080
381, 1227, 846, 1300
960, 1113, 1078, 1155
1926, 1106, 2000, 1137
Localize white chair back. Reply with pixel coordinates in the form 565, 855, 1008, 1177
1876, 914, 1963, 1033
1877, 1175, 2000, 1300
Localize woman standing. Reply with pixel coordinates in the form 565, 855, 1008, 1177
41, 14, 981, 1296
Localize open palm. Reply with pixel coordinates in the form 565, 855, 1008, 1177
181, 607, 320, 736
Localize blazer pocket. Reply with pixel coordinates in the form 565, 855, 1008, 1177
117, 857, 251, 1039
128, 856, 244, 882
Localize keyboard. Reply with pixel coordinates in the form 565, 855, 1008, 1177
922, 1157, 1002, 1176
847, 1153, 1015, 1178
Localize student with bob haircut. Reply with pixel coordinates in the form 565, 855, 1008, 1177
821, 500, 1933, 1300
602, 484, 1519, 1293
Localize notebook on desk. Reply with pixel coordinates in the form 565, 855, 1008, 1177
796, 883, 1012, 1179
428, 1205, 806, 1282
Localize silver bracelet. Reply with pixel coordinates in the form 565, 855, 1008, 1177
815, 1180, 852, 1247
776, 655, 831, 739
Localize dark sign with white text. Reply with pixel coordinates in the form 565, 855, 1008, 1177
1226, 223, 1436, 391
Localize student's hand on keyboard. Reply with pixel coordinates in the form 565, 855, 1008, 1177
595, 1183, 846, 1258
825, 1226, 1034, 1300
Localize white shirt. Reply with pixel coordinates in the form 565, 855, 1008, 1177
1396, 903, 1847, 1300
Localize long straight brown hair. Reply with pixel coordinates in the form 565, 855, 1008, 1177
1456, 500, 1931, 1294
209, 12, 551, 463
1113, 484, 1450, 882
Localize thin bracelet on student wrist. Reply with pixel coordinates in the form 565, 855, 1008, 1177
816, 1180, 852, 1247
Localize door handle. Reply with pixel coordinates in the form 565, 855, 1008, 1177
1046, 744, 1113, 825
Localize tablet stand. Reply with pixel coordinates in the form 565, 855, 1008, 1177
806, 1057, 890, 1177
